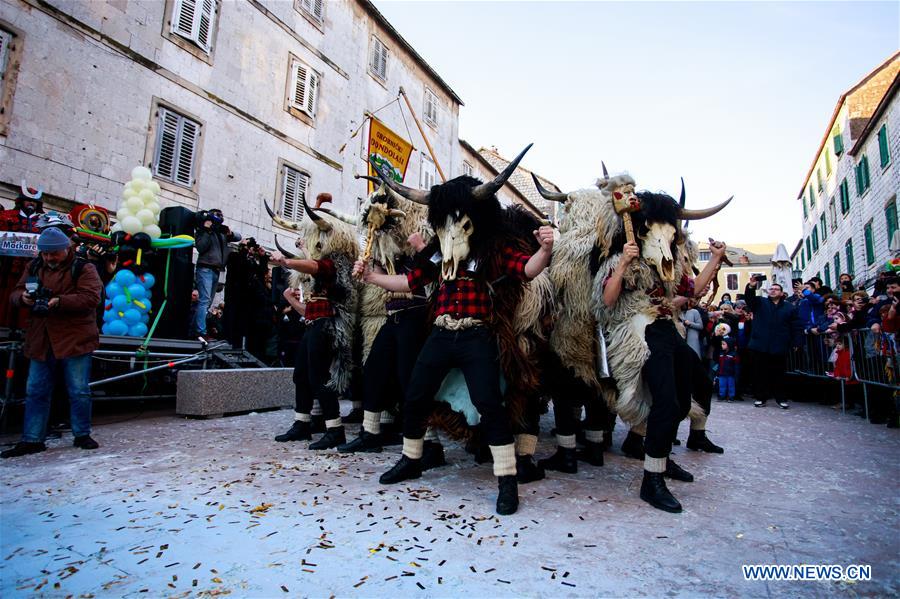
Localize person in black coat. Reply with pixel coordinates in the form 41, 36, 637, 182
744, 277, 802, 409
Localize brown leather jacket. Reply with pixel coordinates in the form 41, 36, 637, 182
10, 250, 102, 361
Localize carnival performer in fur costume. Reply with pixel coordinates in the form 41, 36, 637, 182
266, 193, 359, 450
592, 181, 731, 513
359, 144, 553, 515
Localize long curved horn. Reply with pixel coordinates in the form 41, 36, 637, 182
317, 207, 359, 226
304, 201, 332, 232
679, 196, 734, 221
369, 159, 429, 205
354, 174, 382, 185
274, 235, 297, 259
679, 178, 685, 208
471, 143, 533, 200
531, 173, 568, 203
20, 180, 43, 200
263, 199, 301, 230
601, 162, 609, 179
388, 209, 407, 218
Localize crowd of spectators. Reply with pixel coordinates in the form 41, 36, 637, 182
686, 271, 899, 427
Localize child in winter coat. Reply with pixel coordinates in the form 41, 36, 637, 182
718, 337, 739, 402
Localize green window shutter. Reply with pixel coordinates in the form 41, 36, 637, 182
879, 125, 890, 168
855, 163, 863, 196
845, 239, 855, 275
802, 250, 806, 269
824, 263, 831, 288
834, 252, 841, 278
802, 195, 808, 218
834, 132, 844, 155
812, 227, 819, 252
817, 168, 824, 192
886, 201, 898, 248
840, 179, 850, 214
806, 238, 811, 260
820, 213, 827, 241
864, 222, 875, 265
808, 185, 815, 208
825, 148, 832, 175
862, 155, 871, 190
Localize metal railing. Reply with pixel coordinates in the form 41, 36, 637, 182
787, 327, 899, 418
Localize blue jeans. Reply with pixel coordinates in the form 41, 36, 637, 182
22, 354, 93, 442
718, 375, 736, 399
193, 266, 217, 336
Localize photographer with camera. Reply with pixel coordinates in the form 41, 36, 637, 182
2, 227, 103, 458
193, 208, 240, 338
222, 237, 273, 360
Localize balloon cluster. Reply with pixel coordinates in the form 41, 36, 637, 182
102, 270, 156, 337
110, 166, 162, 238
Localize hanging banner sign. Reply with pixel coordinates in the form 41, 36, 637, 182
367, 117, 413, 194
0, 231, 38, 257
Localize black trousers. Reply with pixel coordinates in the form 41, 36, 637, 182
293, 318, 339, 420
403, 326, 513, 446
643, 320, 694, 459
545, 353, 607, 437
750, 350, 787, 402
362, 307, 428, 414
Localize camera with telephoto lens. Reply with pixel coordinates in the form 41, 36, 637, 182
24, 276, 53, 316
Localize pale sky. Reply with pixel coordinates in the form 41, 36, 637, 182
372, 0, 899, 250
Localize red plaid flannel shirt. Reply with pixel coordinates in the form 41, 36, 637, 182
303, 259, 336, 321
406, 247, 531, 320
603, 271, 695, 318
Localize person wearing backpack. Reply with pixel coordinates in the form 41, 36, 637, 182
2, 227, 103, 458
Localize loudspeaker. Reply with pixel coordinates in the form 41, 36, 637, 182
151, 206, 196, 339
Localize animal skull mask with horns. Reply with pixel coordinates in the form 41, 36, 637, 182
370, 144, 534, 281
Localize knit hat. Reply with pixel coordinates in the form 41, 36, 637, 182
37, 227, 71, 251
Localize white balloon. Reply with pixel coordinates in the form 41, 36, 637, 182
110, 223, 122, 233
122, 216, 143, 234
144, 224, 162, 239
116, 207, 132, 221
121, 188, 137, 201
130, 179, 146, 193
138, 189, 156, 203
147, 181, 161, 194
136, 209, 156, 225
125, 197, 144, 213
146, 202, 161, 215
124, 181, 135, 192
131, 166, 152, 180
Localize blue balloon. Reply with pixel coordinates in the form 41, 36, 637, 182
134, 298, 152, 314
128, 323, 148, 338
102, 309, 116, 323
140, 313, 150, 324
139, 273, 155, 289
105, 282, 122, 299
114, 269, 136, 287
123, 308, 142, 325
101, 322, 112, 335
107, 320, 129, 336
111, 294, 129, 311
127, 284, 146, 300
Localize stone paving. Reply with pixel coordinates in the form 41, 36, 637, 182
1, 400, 898, 598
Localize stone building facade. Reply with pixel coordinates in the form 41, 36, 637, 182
793, 52, 899, 289
0, 0, 462, 248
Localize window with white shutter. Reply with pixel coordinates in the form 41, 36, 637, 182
298, 0, 324, 24
369, 36, 388, 81
423, 88, 438, 128
280, 165, 309, 223
420, 156, 436, 190
462, 161, 474, 178
0, 29, 11, 84
152, 107, 201, 189
171, 0, 217, 53
289, 58, 319, 118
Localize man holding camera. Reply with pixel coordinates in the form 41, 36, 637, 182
2, 227, 103, 458
193, 209, 240, 338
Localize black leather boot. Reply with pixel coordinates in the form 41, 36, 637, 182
576, 440, 604, 467
686, 429, 724, 454
496, 475, 519, 515
1, 441, 46, 459
337, 430, 382, 453
640, 471, 682, 513
379, 455, 422, 484
309, 427, 346, 450
516, 454, 545, 484
537, 447, 577, 474
275, 421, 312, 442
343, 407, 364, 424
421, 441, 447, 470
621, 430, 645, 460
664, 459, 694, 482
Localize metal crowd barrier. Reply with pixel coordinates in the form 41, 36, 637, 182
786, 327, 900, 418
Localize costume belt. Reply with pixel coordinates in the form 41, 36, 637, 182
434, 314, 482, 330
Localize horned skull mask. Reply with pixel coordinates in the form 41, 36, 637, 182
437, 211, 474, 281
640, 221, 678, 282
